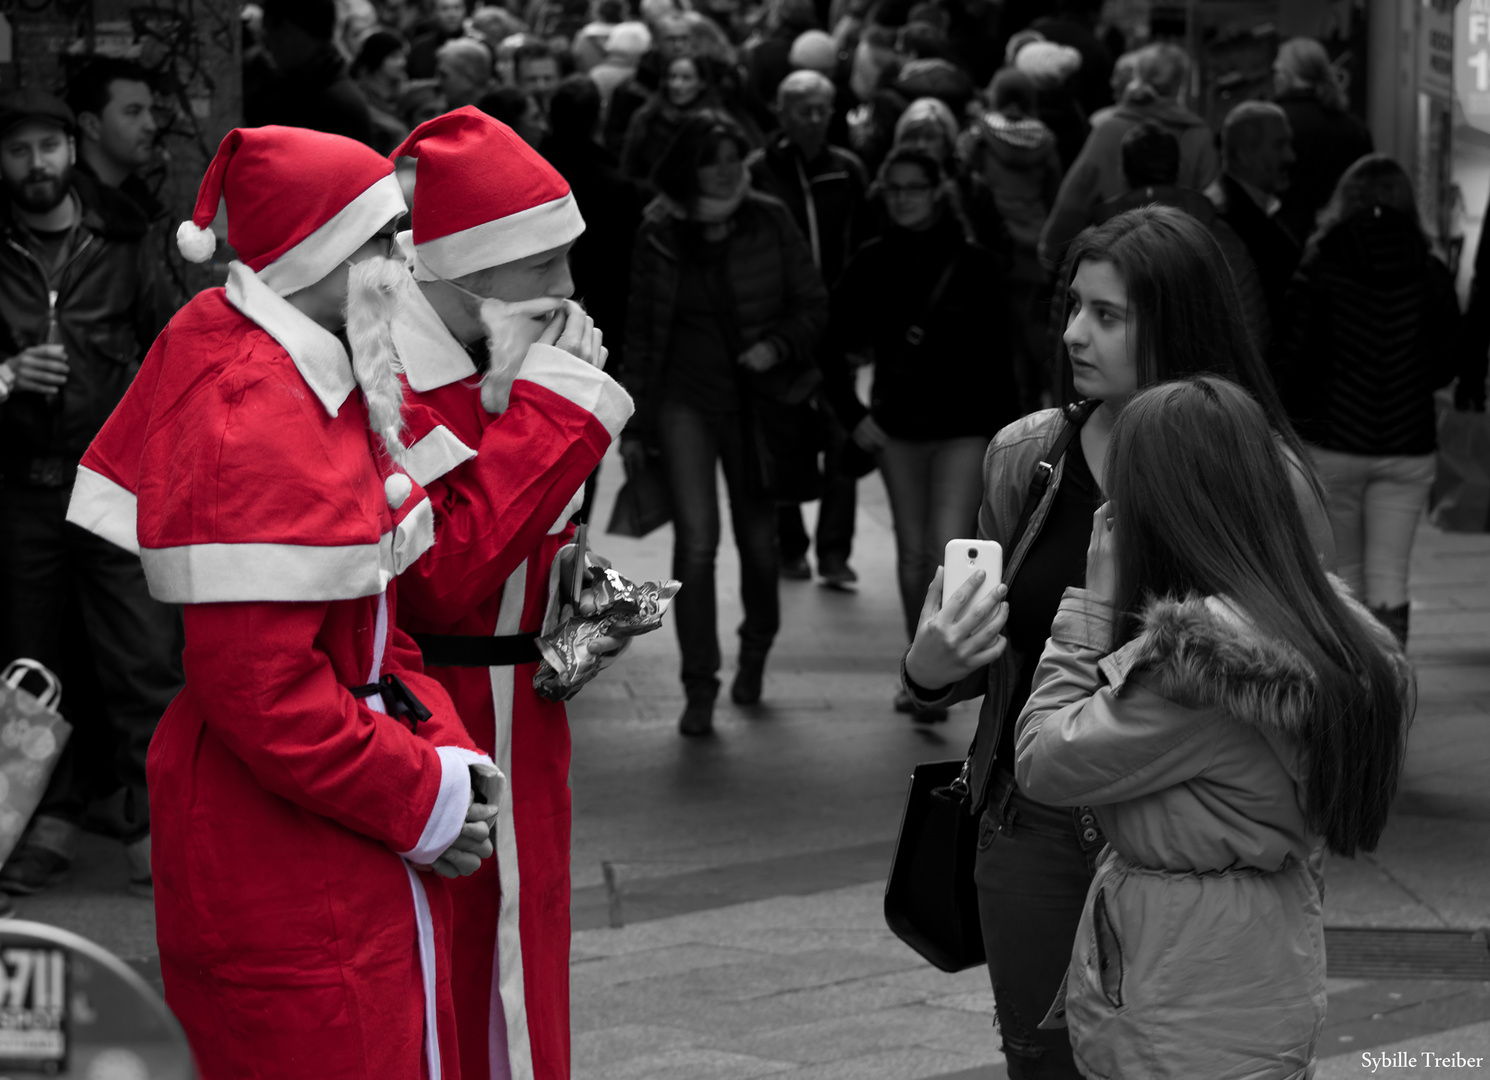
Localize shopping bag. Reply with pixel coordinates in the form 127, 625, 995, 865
1430, 389, 1490, 533
607, 460, 672, 538
0, 661, 72, 868
884, 760, 986, 973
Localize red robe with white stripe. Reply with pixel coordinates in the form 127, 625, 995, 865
66, 264, 494, 1080
390, 287, 632, 1080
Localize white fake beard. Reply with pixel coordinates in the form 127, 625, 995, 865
477, 298, 559, 414
345, 256, 414, 460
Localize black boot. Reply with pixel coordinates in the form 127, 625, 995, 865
730, 652, 767, 706
679, 698, 715, 736
1371, 604, 1410, 648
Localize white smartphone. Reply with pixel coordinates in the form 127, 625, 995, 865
942, 539, 1003, 615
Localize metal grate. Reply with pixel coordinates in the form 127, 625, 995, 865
1325, 927, 1490, 980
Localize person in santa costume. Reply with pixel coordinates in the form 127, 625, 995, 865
64, 125, 503, 1079
376, 107, 634, 1080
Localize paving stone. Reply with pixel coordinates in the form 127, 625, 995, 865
573, 1046, 795, 1080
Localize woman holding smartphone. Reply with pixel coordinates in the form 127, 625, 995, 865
900, 206, 1331, 1079
1015, 376, 1412, 1076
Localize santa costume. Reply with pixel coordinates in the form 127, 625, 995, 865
385, 108, 632, 1080
64, 127, 496, 1080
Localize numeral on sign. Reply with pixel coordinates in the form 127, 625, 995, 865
1473, 49, 1490, 91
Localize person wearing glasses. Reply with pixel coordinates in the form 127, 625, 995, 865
821, 145, 1018, 723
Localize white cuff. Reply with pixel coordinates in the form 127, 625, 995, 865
66, 466, 140, 555
517, 343, 634, 441
399, 746, 502, 864
402, 424, 477, 487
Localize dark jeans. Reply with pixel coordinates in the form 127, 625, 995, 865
656, 400, 780, 703
974, 770, 1105, 1080
777, 405, 857, 567
0, 485, 184, 847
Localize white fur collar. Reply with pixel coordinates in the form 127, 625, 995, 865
224, 261, 355, 417
389, 274, 480, 392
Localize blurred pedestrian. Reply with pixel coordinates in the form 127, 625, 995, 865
900, 206, 1331, 1080
748, 69, 869, 587
1273, 155, 1466, 646
971, 67, 1063, 412
890, 97, 1013, 262
621, 53, 716, 186
1207, 100, 1300, 352
478, 85, 548, 146
603, 13, 693, 153
1040, 42, 1218, 271
65, 57, 161, 221
350, 29, 413, 153
246, 0, 377, 145
1013, 38, 1088, 177
0, 90, 179, 904
1088, 48, 1137, 127
409, 0, 471, 77
619, 111, 827, 735
572, 0, 627, 72
744, 0, 819, 107
1029, 0, 1114, 117
1016, 376, 1412, 1080
437, 37, 498, 108
589, 20, 653, 114
1273, 37, 1372, 244
825, 146, 1018, 722
515, 39, 565, 109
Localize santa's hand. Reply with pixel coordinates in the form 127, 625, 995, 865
428, 798, 497, 876
553, 300, 604, 367
588, 634, 631, 671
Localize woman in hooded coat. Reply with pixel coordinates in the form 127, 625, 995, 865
1014, 375, 1413, 1078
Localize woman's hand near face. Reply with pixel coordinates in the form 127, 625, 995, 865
904, 566, 1008, 691
1084, 503, 1117, 604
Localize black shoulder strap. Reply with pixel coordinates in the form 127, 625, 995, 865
1007, 401, 1095, 551
903, 253, 962, 347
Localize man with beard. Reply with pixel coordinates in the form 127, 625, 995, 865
65, 57, 162, 221
245, 0, 377, 146
378, 107, 633, 1080
0, 89, 178, 905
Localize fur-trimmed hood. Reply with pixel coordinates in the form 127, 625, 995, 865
1115, 578, 1409, 743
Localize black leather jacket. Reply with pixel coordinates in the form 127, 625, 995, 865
0, 174, 173, 485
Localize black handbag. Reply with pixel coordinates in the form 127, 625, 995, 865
883, 759, 985, 972
607, 457, 673, 538
882, 402, 1093, 972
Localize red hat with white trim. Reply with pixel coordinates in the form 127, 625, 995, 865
392, 106, 585, 281
176, 125, 406, 296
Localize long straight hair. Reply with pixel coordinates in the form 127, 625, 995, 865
1058, 205, 1314, 473
1106, 377, 1412, 856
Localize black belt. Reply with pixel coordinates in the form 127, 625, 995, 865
413, 632, 541, 667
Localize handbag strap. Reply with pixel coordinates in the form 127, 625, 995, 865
904, 253, 962, 347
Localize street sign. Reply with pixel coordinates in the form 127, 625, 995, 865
1458, 0, 1490, 132
1423, 0, 1454, 100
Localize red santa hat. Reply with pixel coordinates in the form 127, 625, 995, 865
176, 125, 406, 296
392, 106, 585, 282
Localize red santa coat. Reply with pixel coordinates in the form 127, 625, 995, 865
66, 263, 496, 1080
389, 283, 632, 1080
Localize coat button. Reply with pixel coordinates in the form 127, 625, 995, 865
1082, 828, 1099, 843
1080, 815, 1095, 826
385, 472, 413, 510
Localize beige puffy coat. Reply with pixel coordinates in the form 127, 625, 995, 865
1015, 586, 1408, 1080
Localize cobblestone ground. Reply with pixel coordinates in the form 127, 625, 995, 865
14, 444, 1490, 1078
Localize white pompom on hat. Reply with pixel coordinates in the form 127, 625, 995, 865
175, 219, 217, 263
1015, 41, 1083, 89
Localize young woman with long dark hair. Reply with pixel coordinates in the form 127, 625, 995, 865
1015, 375, 1413, 1077
900, 205, 1331, 1080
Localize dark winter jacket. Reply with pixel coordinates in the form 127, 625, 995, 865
823, 212, 1018, 441
620, 96, 713, 190
971, 112, 1063, 281
1273, 207, 1463, 456
0, 174, 174, 485
1208, 173, 1303, 345
746, 137, 870, 287
1040, 98, 1220, 269
540, 133, 644, 373
244, 47, 377, 147
620, 191, 828, 442
1274, 89, 1373, 245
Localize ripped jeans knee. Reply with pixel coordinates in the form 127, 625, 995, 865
994, 983, 1080, 1080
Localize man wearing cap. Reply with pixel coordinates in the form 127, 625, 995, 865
0, 88, 178, 905
380, 107, 633, 1080
66, 124, 500, 1078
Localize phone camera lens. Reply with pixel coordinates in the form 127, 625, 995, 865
967, 548, 977, 560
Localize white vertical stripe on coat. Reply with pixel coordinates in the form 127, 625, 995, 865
488, 559, 533, 1080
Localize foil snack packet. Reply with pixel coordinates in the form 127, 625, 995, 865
533, 568, 681, 701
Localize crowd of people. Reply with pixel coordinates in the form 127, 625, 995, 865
1, 0, 1489, 1077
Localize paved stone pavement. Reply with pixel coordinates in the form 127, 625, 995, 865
11, 444, 1490, 1077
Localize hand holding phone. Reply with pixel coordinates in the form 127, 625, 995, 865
942, 539, 1003, 616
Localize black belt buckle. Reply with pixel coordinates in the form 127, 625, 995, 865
351, 673, 432, 727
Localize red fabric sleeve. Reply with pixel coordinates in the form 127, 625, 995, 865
182, 600, 447, 854
397, 380, 612, 624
